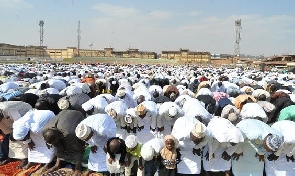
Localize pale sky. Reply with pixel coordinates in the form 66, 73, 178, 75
1, 0, 295, 57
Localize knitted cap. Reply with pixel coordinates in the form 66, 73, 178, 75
125, 134, 138, 148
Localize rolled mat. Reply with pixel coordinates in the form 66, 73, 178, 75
0, 161, 22, 176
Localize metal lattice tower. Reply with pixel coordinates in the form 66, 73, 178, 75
39, 20, 44, 46
77, 20, 81, 57
234, 19, 242, 58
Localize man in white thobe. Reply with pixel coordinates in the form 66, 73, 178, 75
265, 120, 295, 176
12, 110, 55, 171
157, 101, 184, 136
75, 113, 117, 176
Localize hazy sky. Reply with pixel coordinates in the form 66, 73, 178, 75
1, 0, 295, 56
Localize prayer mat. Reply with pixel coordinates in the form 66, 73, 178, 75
0, 161, 22, 176
42, 168, 74, 176
13, 164, 41, 176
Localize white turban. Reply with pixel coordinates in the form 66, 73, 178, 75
75, 123, 92, 141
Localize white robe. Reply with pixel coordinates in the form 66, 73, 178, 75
28, 132, 55, 163
265, 120, 295, 176
80, 114, 117, 172
171, 116, 203, 174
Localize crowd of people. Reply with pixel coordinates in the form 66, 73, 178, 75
0, 62, 295, 176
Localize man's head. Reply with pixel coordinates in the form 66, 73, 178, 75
168, 106, 178, 118
35, 100, 49, 110
190, 122, 206, 145
57, 99, 70, 110
43, 129, 60, 145
109, 138, 121, 153
137, 95, 145, 105
136, 104, 147, 118
125, 135, 138, 151
263, 134, 283, 153
117, 89, 126, 99
153, 90, 159, 98
75, 123, 93, 141
108, 109, 117, 119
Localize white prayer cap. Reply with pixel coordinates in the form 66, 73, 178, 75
117, 89, 126, 98
125, 134, 138, 149
191, 122, 206, 138
141, 145, 155, 161
75, 123, 92, 141
58, 99, 70, 110
168, 106, 178, 117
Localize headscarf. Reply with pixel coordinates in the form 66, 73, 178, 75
160, 135, 178, 169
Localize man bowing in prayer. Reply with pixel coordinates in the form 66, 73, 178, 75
75, 113, 116, 176
12, 110, 55, 171
0, 101, 32, 167
42, 110, 85, 176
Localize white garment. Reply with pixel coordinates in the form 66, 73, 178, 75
265, 120, 295, 176
232, 140, 265, 176
80, 114, 117, 172
171, 116, 202, 174
182, 98, 212, 125
28, 132, 55, 163
265, 153, 295, 176
136, 101, 159, 144
157, 102, 184, 136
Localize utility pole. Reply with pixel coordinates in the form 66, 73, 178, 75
235, 19, 242, 67
39, 20, 44, 59
77, 20, 81, 57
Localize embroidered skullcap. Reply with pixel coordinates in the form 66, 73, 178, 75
125, 134, 138, 148
108, 109, 117, 119
191, 122, 206, 138
137, 104, 146, 116
117, 89, 126, 98
124, 114, 133, 124
58, 99, 70, 110
265, 134, 283, 152
75, 123, 92, 141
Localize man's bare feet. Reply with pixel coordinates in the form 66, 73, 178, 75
17, 159, 28, 169
22, 162, 38, 170
39, 164, 50, 173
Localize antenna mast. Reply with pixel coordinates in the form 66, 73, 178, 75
235, 19, 242, 59
39, 20, 44, 46
77, 20, 81, 57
